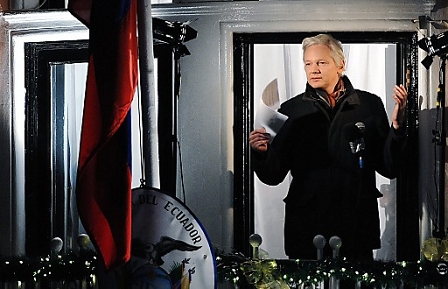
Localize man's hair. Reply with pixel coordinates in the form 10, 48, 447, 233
302, 34, 345, 70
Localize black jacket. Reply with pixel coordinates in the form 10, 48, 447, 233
252, 76, 406, 259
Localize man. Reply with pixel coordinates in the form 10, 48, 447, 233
249, 34, 407, 261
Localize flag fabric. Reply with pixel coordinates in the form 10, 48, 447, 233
67, 0, 92, 27
69, 0, 139, 271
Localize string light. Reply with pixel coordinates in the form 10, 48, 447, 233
0, 250, 96, 284
216, 252, 448, 287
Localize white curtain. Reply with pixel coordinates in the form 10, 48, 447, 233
63, 63, 87, 247
253, 43, 397, 260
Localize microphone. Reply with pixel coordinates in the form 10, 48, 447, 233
313, 235, 326, 289
343, 122, 365, 168
354, 121, 365, 134
329, 236, 342, 289
329, 236, 342, 259
313, 234, 326, 261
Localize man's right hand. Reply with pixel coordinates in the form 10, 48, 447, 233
249, 127, 271, 153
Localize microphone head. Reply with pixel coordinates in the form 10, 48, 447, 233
355, 122, 365, 133
343, 122, 365, 141
329, 236, 342, 250
313, 234, 327, 249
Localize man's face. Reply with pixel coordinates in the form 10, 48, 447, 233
303, 44, 345, 94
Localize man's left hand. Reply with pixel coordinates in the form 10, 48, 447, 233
391, 84, 408, 130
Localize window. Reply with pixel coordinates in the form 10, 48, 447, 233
233, 32, 419, 261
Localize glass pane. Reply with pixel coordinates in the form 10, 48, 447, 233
50, 62, 87, 249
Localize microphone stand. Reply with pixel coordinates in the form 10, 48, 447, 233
433, 55, 446, 239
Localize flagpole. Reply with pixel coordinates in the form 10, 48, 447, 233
137, 0, 160, 189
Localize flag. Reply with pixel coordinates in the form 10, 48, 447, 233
69, 0, 138, 271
